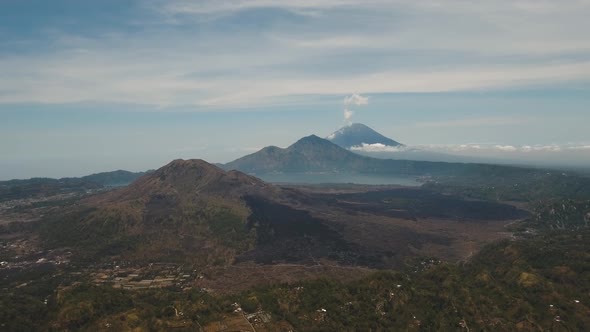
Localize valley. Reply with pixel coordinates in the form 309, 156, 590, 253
0, 132, 588, 330
1, 166, 526, 282
4, 158, 577, 330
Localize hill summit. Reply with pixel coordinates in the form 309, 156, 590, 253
44, 159, 279, 264
327, 123, 402, 149
96, 159, 270, 204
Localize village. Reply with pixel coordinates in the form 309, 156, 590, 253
0, 191, 80, 212
0, 236, 70, 267
88, 262, 199, 291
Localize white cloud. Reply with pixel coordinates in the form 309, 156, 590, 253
1, 0, 590, 108
350, 142, 588, 155
3, 51, 589, 108
157, 0, 366, 15
344, 93, 369, 106
494, 145, 518, 152
566, 145, 590, 151
160, 0, 590, 56
519, 144, 562, 152
351, 143, 406, 152
352, 142, 590, 168
403, 143, 589, 154
532, 145, 562, 152
158, 1, 590, 16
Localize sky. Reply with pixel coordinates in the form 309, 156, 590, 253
1, 0, 590, 179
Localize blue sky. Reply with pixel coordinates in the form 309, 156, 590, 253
1, 0, 590, 179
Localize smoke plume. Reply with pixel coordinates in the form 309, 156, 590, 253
343, 93, 368, 124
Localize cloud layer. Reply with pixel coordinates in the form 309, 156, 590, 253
352, 142, 590, 154
350, 142, 590, 168
1, 0, 590, 108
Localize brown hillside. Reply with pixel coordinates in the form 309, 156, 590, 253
44, 159, 284, 265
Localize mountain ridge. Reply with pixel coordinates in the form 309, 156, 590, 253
223, 134, 371, 174
223, 134, 542, 180
39, 158, 374, 268
94, 159, 274, 204
43, 159, 285, 264
0, 169, 147, 202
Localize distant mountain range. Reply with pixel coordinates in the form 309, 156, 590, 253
222, 131, 590, 201
1, 169, 146, 187
77, 169, 148, 187
222, 134, 541, 181
0, 169, 146, 202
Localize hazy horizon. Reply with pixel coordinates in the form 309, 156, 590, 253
2, 1, 590, 179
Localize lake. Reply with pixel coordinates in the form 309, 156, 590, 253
255, 173, 421, 186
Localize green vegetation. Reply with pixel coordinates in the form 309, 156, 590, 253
3, 227, 588, 330
206, 207, 255, 251
38, 203, 254, 266
54, 284, 134, 330
39, 207, 142, 262
0, 293, 49, 331
426, 171, 590, 202
233, 230, 589, 330
524, 199, 590, 230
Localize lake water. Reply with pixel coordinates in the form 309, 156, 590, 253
255, 173, 421, 186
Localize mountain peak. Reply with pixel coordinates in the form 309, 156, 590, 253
223, 134, 359, 174
161, 158, 222, 172
348, 123, 371, 129
93, 158, 269, 205
327, 123, 402, 149
288, 135, 343, 153
154, 159, 225, 182
291, 134, 327, 146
